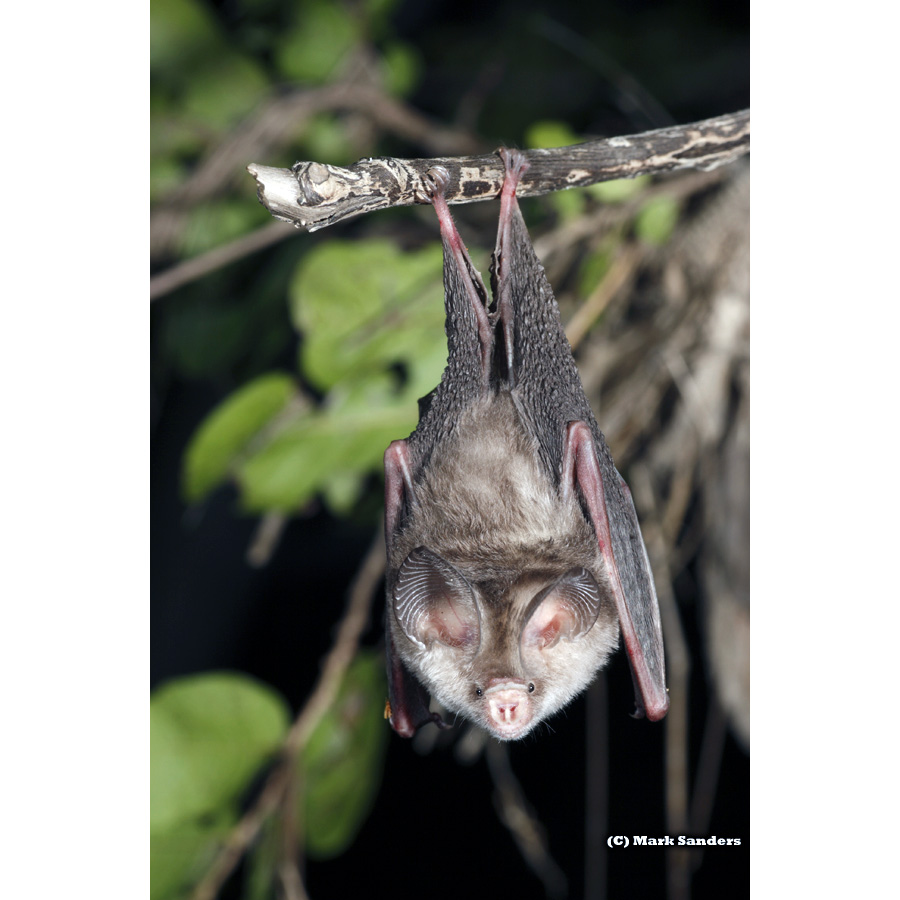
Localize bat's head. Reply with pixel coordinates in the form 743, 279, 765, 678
389, 546, 619, 740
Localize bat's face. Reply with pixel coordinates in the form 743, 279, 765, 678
389, 551, 619, 740
386, 393, 620, 739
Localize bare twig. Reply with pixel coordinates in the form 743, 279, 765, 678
151, 158, 727, 305
246, 512, 290, 568
189, 528, 386, 900
249, 109, 749, 232
485, 742, 568, 899
689, 701, 728, 837
565, 243, 644, 351
629, 464, 692, 900
150, 221, 294, 301
151, 81, 481, 258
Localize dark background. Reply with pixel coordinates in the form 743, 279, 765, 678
151, 1, 749, 896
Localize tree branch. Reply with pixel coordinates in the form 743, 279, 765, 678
188, 528, 386, 900
149, 221, 293, 302
485, 743, 568, 900
248, 109, 749, 232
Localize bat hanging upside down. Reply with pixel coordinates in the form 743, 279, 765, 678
384, 148, 667, 741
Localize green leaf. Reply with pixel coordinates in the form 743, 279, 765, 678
578, 243, 616, 297
291, 238, 447, 393
150, 155, 188, 204
381, 41, 421, 96
587, 174, 651, 203
151, 0, 222, 71
150, 672, 291, 831
235, 415, 346, 513
181, 53, 270, 130
321, 469, 365, 517
181, 238, 450, 516
183, 373, 299, 503
151, 811, 235, 900
299, 651, 389, 858
525, 120, 582, 150
549, 187, 586, 222
243, 814, 281, 900
234, 394, 417, 514
635, 194, 681, 246
274, 1, 359, 82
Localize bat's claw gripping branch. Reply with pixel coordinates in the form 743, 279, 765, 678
423, 165, 452, 201
498, 147, 531, 198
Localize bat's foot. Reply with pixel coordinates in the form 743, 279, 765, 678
423, 165, 451, 201
492, 149, 532, 385
423, 165, 494, 389
498, 147, 530, 200
423, 165, 461, 245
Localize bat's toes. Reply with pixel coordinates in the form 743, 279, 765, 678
423, 165, 451, 201
498, 147, 530, 182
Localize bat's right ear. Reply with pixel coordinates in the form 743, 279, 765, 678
393, 548, 480, 650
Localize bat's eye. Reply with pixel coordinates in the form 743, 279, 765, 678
528, 683, 535, 693
475, 687, 483, 697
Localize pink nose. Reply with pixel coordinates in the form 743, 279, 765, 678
487, 687, 530, 729
491, 699, 518, 724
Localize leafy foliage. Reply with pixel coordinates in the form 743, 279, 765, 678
635, 194, 681, 246
183, 373, 300, 503
181, 239, 447, 515
150, 658, 389, 899
150, 673, 291, 899
298, 651, 389, 858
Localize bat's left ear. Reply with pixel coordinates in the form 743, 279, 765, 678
520, 568, 602, 650
564, 422, 668, 721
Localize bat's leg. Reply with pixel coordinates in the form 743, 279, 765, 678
492, 147, 531, 385
425, 166, 493, 386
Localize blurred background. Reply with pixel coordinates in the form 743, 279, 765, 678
151, 1, 749, 898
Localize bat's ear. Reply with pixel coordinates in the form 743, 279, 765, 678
393, 547, 480, 650
521, 568, 602, 650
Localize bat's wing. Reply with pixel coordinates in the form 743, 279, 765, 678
493, 148, 667, 720
383, 440, 451, 736
385, 624, 447, 737
564, 422, 668, 720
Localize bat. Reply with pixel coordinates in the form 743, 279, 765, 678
383, 148, 667, 741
